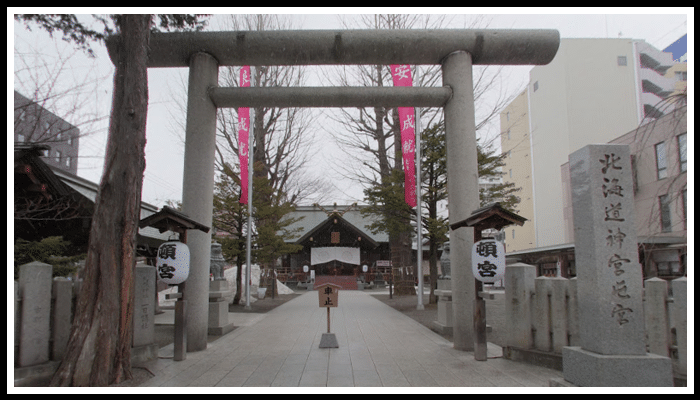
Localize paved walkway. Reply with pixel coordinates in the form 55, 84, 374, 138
141, 290, 563, 388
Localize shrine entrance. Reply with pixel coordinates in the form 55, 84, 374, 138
106, 28, 560, 352
279, 204, 389, 290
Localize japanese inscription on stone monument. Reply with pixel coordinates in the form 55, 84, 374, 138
569, 144, 646, 355
599, 152, 633, 325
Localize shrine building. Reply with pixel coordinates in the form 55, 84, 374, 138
278, 204, 391, 289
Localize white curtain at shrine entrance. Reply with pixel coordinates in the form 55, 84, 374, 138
310, 247, 360, 266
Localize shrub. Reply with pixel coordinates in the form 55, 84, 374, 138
14, 236, 86, 279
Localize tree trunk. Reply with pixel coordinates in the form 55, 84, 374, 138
50, 15, 150, 386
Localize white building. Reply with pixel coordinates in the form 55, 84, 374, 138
500, 37, 685, 252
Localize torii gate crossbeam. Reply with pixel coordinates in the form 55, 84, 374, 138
106, 28, 559, 354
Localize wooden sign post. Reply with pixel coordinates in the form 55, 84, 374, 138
451, 202, 526, 361
139, 206, 209, 361
316, 283, 342, 348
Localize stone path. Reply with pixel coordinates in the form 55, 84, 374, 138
141, 290, 563, 387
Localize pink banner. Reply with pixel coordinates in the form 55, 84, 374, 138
238, 66, 251, 204
390, 64, 417, 207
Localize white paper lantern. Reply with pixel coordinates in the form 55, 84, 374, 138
471, 239, 505, 283
156, 241, 190, 285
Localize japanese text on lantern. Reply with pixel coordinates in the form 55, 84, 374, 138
600, 153, 632, 325
472, 239, 505, 283
158, 243, 177, 280
476, 241, 499, 278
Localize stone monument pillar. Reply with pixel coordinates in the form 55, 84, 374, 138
562, 144, 672, 386
132, 263, 158, 364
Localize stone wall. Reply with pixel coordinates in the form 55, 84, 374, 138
14, 261, 157, 385
504, 263, 686, 382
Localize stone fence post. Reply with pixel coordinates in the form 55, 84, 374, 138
550, 276, 570, 353
644, 277, 670, 357
505, 263, 536, 349
51, 277, 73, 361
17, 261, 53, 367
670, 277, 687, 377
15, 261, 160, 380
533, 276, 552, 352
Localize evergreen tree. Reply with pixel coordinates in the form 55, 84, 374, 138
362, 121, 521, 301
212, 163, 248, 304
213, 161, 304, 298
250, 161, 304, 283
477, 136, 522, 211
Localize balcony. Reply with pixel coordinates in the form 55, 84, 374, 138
640, 67, 674, 98
637, 41, 674, 75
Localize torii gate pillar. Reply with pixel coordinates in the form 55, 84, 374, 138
442, 50, 480, 350
181, 52, 219, 351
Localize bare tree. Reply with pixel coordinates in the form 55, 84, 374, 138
321, 14, 519, 292
13, 36, 110, 157
212, 14, 332, 206
321, 14, 517, 191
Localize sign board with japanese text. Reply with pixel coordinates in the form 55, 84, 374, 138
471, 239, 505, 283
317, 283, 341, 308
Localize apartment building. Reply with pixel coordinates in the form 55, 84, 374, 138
14, 90, 80, 175
500, 37, 685, 253
561, 106, 687, 278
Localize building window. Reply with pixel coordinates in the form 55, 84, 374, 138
509, 169, 512, 178
17, 133, 25, 143
512, 229, 515, 239
677, 133, 686, 172
659, 194, 672, 232
617, 56, 627, 66
675, 71, 687, 81
65, 156, 71, 168
55, 150, 61, 163
506, 111, 510, 121
533, 81, 539, 92
655, 142, 667, 179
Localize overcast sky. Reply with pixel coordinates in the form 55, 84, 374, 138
11, 9, 691, 208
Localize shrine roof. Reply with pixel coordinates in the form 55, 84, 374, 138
283, 204, 388, 244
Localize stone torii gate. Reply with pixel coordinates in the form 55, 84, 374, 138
106, 29, 559, 353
